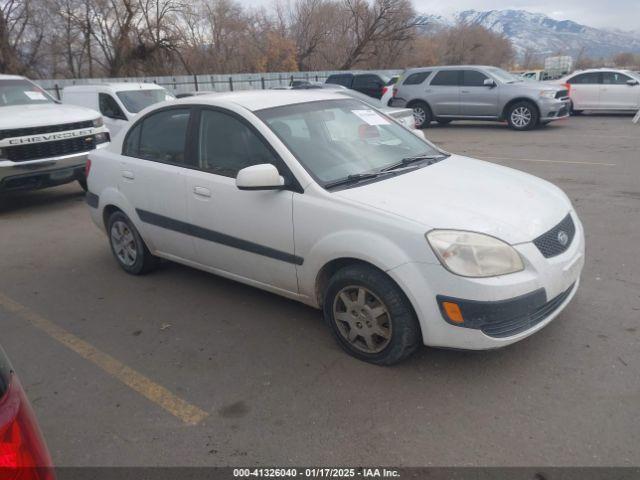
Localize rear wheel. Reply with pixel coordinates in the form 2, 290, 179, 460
107, 211, 159, 275
323, 264, 421, 365
411, 102, 432, 129
506, 101, 538, 131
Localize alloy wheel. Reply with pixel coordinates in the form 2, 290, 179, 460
110, 220, 138, 266
332, 286, 392, 354
511, 106, 532, 128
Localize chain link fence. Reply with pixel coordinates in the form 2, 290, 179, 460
35, 69, 403, 100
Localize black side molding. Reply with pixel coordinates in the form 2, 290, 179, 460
85, 192, 99, 208
136, 209, 304, 266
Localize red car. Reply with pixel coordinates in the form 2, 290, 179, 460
0, 347, 54, 479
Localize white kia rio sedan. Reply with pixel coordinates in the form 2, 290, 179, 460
85, 90, 585, 365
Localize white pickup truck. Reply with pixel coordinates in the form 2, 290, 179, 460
0, 75, 110, 194
63, 83, 174, 137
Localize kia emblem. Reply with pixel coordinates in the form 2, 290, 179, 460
557, 230, 569, 246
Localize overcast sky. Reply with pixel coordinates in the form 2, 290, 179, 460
241, 0, 640, 32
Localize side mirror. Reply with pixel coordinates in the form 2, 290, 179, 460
627, 79, 639, 86
484, 78, 496, 88
236, 164, 285, 191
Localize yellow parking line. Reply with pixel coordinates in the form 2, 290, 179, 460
0, 292, 208, 426
479, 156, 616, 167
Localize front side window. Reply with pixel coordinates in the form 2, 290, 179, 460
257, 99, 441, 186
137, 108, 191, 165
462, 70, 489, 87
403, 72, 431, 85
198, 110, 279, 178
0, 80, 55, 107
116, 89, 173, 114
99, 93, 126, 120
602, 72, 632, 85
484, 67, 522, 84
353, 75, 384, 89
430, 70, 460, 86
568, 73, 601, 85
326, 75, 352, 87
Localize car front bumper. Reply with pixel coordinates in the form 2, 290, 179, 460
539, 98, 571, 121
0, 144, 108, 193
388, 211, 585, 350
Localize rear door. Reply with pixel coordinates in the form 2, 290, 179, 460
426, 70, 461, 116
460, 69, 499, 117
183, 108, 299, 293
600, 71, 640, 109
117, 107, 197, 261
567, 72, 601, 109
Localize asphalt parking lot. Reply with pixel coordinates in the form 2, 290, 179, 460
1, 114, 638, 467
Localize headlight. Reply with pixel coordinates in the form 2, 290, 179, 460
426, 230, 524, 278
539, 90, 556, 99
92, 117, 104, 127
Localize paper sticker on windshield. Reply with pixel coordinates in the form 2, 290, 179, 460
25, 91, 47, 100
352, 109, 390, 126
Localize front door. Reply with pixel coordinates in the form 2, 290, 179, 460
460, 69, 499, 117
600, 71, 640, 110
184, 108, 299, 294
99, 93, 129, 137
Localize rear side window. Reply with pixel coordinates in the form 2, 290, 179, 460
353, 75, 383, 89
430, 70, 460, 86
99, 93, 126, 120
403, 72, 431, 85
123, 123, 141, 157
137, 108, 191, 165
602, 72, 632, 84
568, 73, 601, 85
462, 70, 489, 87
326, 75, 352, 87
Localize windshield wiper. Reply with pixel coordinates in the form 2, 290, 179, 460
324, 172, 386, 189
380, 153, 449, 172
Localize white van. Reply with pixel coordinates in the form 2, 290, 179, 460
63, 83, 175, 137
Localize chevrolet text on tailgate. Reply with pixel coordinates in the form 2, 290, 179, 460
0, 74, 110, 194
85, 90, 585, 365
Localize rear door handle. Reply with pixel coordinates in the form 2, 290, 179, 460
193, 186, 211, 198
122, 170, 134, 180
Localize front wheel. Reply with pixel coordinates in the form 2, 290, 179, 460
411, 102, 432, 129
107, 211, 159, 275
323, 264, 421, 365
506, 101, 539, 131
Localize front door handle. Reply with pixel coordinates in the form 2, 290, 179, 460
193, 186, 211, 198
122, 170, 134, 180
461, 90, 470, 94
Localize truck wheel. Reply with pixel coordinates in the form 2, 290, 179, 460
411, 102, 432, 129
107, 211, 159, 275
323, 264, 421, 365
506, 101, 538, 131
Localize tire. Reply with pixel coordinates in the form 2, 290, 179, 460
107, 211, 159, 275
570, 103, 583, 116
506, 101, 539, 131
436, 119, 452, 125
411, 101, 432, 129
323, 264, 421, 365
77, 178, 88, 192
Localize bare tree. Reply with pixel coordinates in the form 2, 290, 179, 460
1, 0, 44, 74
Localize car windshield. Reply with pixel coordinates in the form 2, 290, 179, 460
0, 79, 55, 107
116, 89, 174, 113
486, 67, 522, 84
257, 99, 442, 187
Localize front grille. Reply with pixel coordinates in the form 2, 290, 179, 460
555, 89, 569, 99
0, 120, 94, 141
481, 283, 575, 338
5, 136, 96, 162
533, 214, 575, 258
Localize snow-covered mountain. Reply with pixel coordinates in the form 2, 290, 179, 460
416, 10, 640, 59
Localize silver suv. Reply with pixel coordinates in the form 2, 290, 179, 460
392, 65, 570, 130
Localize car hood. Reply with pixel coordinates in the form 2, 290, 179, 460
0, 104, 99, 130
335, 155, 572, 244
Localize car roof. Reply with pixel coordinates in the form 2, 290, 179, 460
0, 74, 26, 80
405, 65, 495, 73
63, 82, 166, 93
173, 89, 351, 112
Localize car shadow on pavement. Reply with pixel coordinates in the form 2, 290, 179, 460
0, 186, 85, 215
